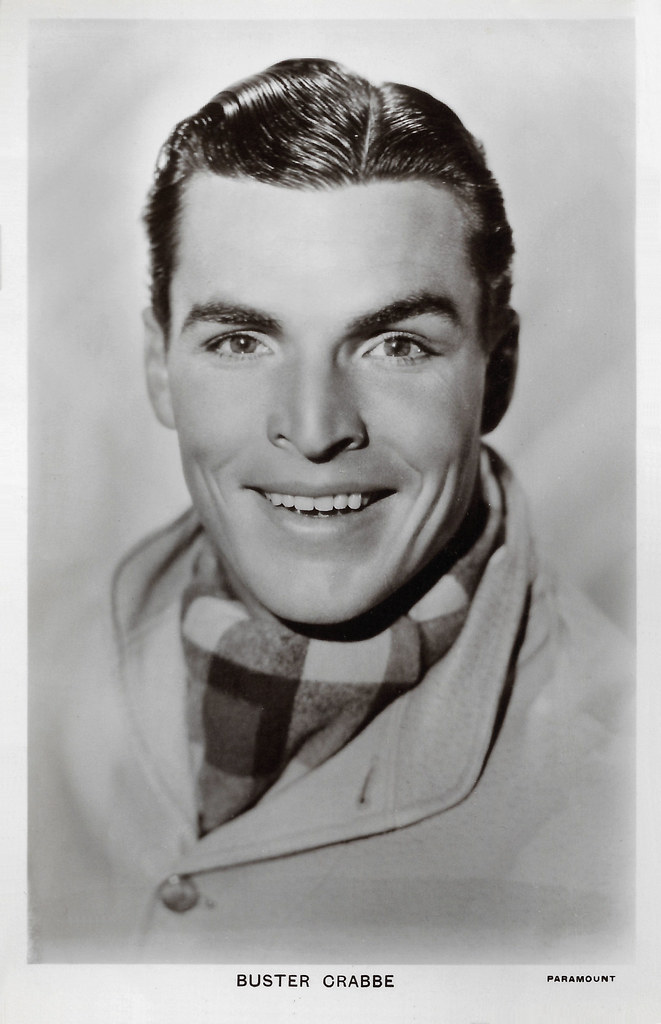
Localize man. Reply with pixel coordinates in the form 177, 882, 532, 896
31, 58, 632, 963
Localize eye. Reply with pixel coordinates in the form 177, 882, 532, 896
205, 332, 273, 360
363, 333, 430, 363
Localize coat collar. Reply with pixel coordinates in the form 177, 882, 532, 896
112, 449, 537, 873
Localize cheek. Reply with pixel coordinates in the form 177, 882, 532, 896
366, 368, 484, 472
168, 369, 261, 465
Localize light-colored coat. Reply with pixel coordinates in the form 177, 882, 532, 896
30, 476, 633, 963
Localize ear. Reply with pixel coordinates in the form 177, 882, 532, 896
481, 311, 519, 435
143, 308, 176, 429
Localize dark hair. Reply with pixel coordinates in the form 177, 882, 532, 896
143, 57, 515, 342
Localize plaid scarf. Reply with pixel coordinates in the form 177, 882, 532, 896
182, 456, 504, 836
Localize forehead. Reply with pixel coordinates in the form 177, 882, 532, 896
172, 175, 480, 327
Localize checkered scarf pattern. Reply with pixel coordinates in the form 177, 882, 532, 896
182, 458, 504, 836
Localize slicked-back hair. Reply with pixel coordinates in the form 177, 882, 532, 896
143, 58, 515, 343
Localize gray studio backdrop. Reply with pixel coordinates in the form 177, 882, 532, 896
30, 18, 635, 643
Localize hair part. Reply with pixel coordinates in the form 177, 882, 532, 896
143, 57, 515, 345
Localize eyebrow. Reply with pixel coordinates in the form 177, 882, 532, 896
347, 291, 461, 335
181, 290, 460, 337
182, 300, 282, 335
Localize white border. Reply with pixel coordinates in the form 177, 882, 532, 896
4, 0, 660, 1021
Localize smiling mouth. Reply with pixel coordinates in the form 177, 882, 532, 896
261, 491, 391, 518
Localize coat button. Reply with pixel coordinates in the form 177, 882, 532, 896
158, 874, 199, 913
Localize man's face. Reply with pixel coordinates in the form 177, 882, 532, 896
146, 176, 489, 625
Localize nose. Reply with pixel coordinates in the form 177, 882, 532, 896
266, 359, 367, 462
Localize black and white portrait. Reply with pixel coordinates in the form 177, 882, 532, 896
28, 17, 635, 970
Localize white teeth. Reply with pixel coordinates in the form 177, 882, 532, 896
264, 491, 375, 512
313, 496, 335, 512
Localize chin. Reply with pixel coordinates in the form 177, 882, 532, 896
253, 580, 389, 630
273, 596, 376, 629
